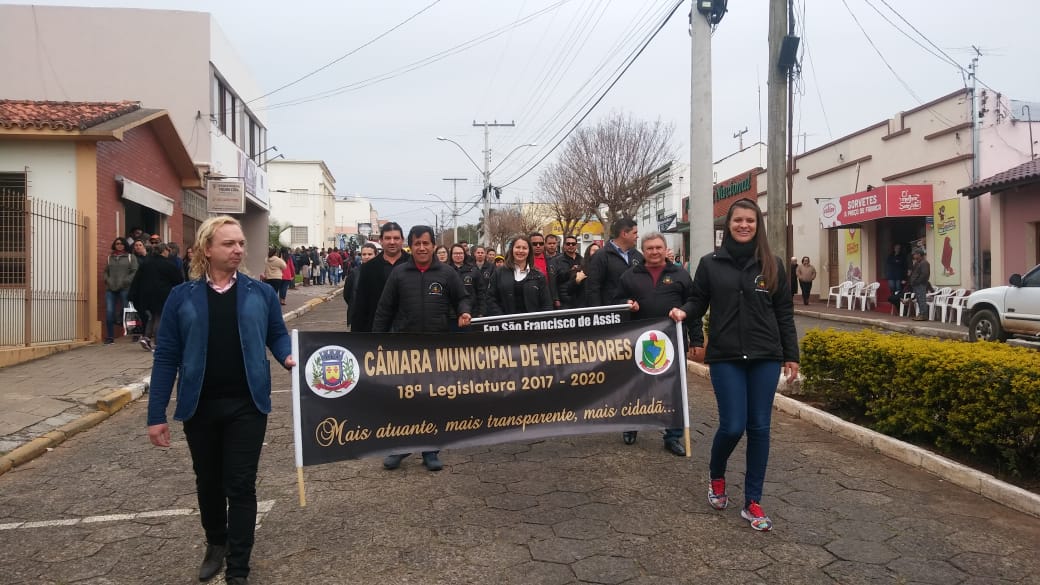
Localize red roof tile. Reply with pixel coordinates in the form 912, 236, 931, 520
959, 158, 1040, 197
0, 100, 141, 131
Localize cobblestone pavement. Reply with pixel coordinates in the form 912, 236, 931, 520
0, 283, 343, 455
1, 299, 1037, 584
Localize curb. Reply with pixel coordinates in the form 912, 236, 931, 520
0, 287, 344, 477
685, 360, 1040, 519
794, 307, 968, 341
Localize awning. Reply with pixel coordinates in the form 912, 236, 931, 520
819, 184, 933, 228
118, 176, 174, 216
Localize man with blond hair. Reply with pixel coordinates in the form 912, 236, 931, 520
148, 216, 295, 585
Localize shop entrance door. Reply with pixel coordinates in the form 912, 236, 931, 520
876, 218, 923, 312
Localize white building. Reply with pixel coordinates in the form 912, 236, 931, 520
0, 5, 272, 273
334, 196, 380, 249
268, 160, 336, 249
638, 161, 686, 255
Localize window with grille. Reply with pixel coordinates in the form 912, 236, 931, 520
0, 172, 27, 286
290, 226, 308, 246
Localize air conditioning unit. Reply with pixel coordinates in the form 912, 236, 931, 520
582, 233, 593, 242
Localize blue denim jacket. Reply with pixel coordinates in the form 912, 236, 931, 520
147, 273, 292, 425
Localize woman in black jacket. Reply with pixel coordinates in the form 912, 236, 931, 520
450, 244, 485, 317
486, 235, 552, 315
672, 199, 799, 533
561, 243, 600, 309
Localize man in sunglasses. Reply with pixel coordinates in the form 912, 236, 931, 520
551, 235, 583, 309
529, 232, 548, 279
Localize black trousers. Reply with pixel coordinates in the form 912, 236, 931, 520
799, 280, 812, 305
183, 396, 267, 579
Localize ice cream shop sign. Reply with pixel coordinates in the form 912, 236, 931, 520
819, 184, 933, 228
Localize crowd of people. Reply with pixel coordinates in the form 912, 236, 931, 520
142, 199, 801, 583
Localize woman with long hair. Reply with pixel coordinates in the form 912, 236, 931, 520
434, 245, 449, 264
103, 237, 137, 344
278, 247, 294, 305
566, 243, 600, 309
182, 247, 194, 281
486, 235, 552, 315
450, 243, 485, 317
263, 246, 286, 295
672, 199, 799, 532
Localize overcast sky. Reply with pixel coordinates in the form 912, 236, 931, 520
17, 0, 1040, 228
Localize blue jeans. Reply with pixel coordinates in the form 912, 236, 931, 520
912, 284, 929, 316
105, 288, 129, 340
708, 360, 780, 507
279, 279, 290, 301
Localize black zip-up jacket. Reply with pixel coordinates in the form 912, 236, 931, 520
453, 262, 486, 317
681, 248, 799, 364
486, 266, 553, 315
350, 251, 410, 332
474, 261, 495, 290
619, 262, 693, 319
373, 259, 471, 333
551, 253, 583, 308
586, 242, 643, 306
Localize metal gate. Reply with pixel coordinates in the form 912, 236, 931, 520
0, 190, 89, 346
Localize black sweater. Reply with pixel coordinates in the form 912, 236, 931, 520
200, 284, 249, 399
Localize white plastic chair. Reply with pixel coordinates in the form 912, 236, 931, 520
856, 282, 881, 311
943, 289, 970, 324
841, 281, 865, 310
898, 291, 916, 317
826, 281, 852, 307
926, 287, 952, 321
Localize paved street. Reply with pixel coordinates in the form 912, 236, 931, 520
0, 283, 342, 455
1, 298, 1037, 584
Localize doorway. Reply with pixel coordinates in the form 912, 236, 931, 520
876, 218, 924, 310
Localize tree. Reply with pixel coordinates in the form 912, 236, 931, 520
554, 111, 674, 236
538, 163, 590, 237
484, 206, 541, 254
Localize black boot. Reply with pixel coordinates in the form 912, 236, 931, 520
198, 543, 226, 582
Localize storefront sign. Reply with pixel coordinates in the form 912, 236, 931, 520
206, 179, 245, 214
820, 184, 933, 227
712, 171, 759, 219
933, 199, 960, 286
291, 316, 686, 467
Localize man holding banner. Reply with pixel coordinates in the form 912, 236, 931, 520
619, 232, 694, 456
373, 225, 472, 471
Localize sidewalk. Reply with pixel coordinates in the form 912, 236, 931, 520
793, 298, 968, 341
0, 282, 345, 469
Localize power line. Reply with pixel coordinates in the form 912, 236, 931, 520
496, 1, 674, 180
248, 0, 442, 104
257, 0, 575, 112
499, 0, 683, 188
861, 0, 964, 84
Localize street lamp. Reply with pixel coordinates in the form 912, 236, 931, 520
436, 136, 537, 245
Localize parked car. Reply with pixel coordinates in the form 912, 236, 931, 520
965, 264, 1040, 342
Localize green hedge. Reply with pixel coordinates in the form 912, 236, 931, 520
801, 329, 1040, 476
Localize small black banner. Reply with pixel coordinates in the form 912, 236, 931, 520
292, 316, 685, 467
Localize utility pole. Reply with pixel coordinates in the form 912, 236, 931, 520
969, 47, 982, 289
474, 120, 515, 246
786, 0, 796, 265
767, 0, 789, 262
688, 5, 715, 266
442, 177, 467, 245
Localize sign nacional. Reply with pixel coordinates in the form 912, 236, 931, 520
291, 316, 688, 468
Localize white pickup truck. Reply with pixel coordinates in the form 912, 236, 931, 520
966, 264, 1040, 342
